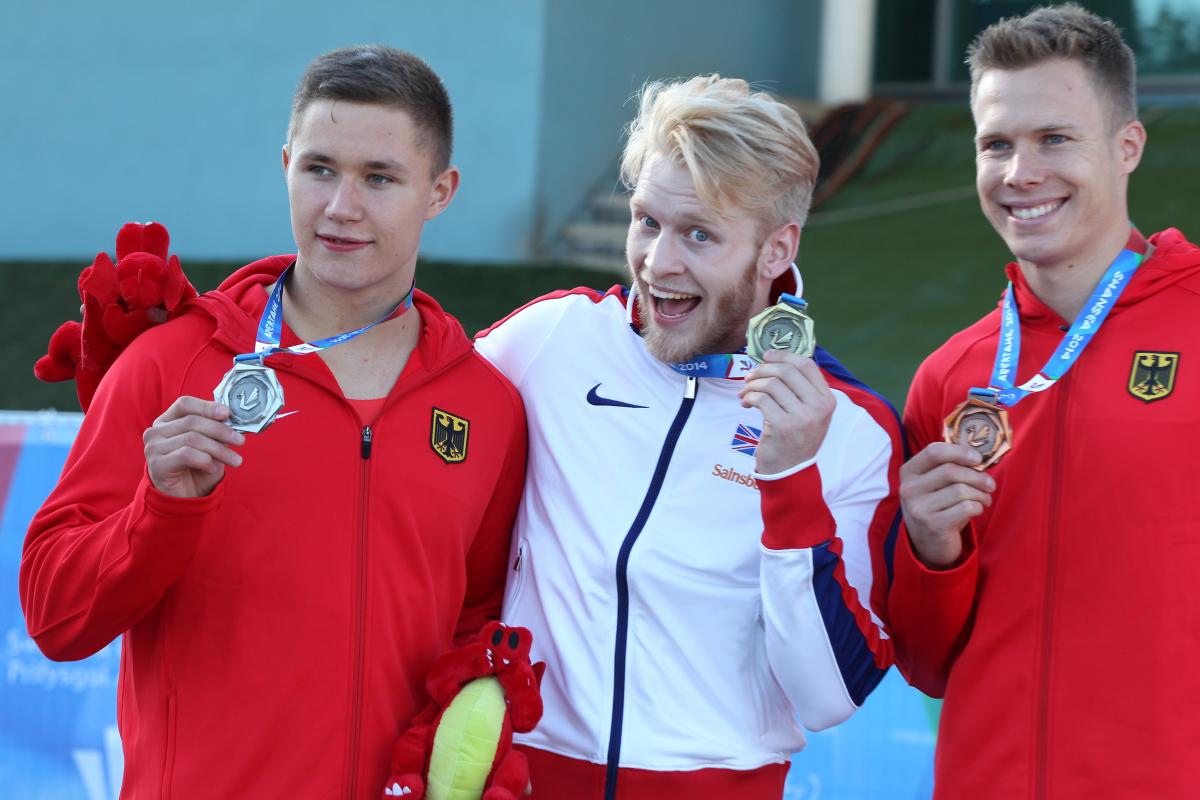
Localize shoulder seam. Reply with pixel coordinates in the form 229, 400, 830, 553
475, 285, 622, 340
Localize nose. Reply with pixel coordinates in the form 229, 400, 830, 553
642, 229, 684, 282
325, 178, 364, 223
1003, 145, 1045, 189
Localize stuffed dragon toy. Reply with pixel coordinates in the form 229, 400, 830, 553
384, 622, 546, 800
33, 221, 197, 411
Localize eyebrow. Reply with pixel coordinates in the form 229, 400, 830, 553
299, 151, 409, 173
629, 198, 721, 226
975, 123, 1078, 141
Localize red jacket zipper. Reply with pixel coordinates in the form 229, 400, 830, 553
346, 424, 373, 798
1035, 377, 1072, 799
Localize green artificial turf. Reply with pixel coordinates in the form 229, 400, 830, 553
3, 103, 1196, 413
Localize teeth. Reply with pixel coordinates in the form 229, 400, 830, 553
1011, 201, 1062, 220
649, 286, 697, 300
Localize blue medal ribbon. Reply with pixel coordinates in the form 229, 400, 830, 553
234, 264, 415, 363
977, 231, 1146, 407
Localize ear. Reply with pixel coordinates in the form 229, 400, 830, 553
424, 166, 461, 221
1115, 119, 1146, 177
281, 144, 291, 175
757, 221, 801, 283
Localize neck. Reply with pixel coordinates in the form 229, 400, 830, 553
283, 265, 410, 335
1017, 225, 1134, 321
278, 266, 420, 359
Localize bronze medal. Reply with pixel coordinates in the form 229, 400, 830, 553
943, 394, 1012, 470
746, 298, 815, 362
214, 360, 286, 434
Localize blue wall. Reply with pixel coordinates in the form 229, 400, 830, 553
1, 1, 547, 263
2, 1, 820, 264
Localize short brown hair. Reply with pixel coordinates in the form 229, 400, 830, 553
967, 3, 1137, 127
620, 75, 819, 231
288, 45, 453, 174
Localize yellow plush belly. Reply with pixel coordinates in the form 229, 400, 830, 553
427, 676, 507, 800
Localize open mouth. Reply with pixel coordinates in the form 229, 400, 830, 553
649, 286, 701, 320
1006, 200, 1064, 221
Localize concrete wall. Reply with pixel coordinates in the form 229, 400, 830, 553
2, 0, 547, 262
2, 1, 820, 263
533, 0, 821, 255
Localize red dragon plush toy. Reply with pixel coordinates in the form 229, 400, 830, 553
33, 221, 197, 411
383, 622, 546, 800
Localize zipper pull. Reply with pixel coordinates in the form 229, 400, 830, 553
361, 426, 373, 459
685, 376, 697, 399
513, 543, 524, 572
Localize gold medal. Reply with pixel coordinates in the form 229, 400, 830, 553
943, 393, 1012, 470
746, 295, 814, 362
214, 360, 286, 433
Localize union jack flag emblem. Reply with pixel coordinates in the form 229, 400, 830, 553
730, 423, 761, 458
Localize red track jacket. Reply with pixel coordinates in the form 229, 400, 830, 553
889, 229, 1200, 798
20, 257, 527, 799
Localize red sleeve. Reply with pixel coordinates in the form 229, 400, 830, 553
887, 355, 980, 697
452, 382, 528, 645
888, 521, 978, 697
19, 333, 218, 662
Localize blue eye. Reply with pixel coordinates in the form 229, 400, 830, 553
981, 140, 1009, 153
1043, 134, 1067, 145
366, 173, 393, 185
308, 164, 333, 177
641, 215, 660, 230
688, 228, 710, 243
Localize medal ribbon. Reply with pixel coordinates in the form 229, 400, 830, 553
977, 229, 1146, 406
666, 293, 807, 379
233, 264, 414, 363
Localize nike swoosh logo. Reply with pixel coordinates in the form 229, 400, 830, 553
586, 383, 648, 409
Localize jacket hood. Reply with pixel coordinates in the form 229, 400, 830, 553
188, 255, 473, 370
1004, 228, 1200, 324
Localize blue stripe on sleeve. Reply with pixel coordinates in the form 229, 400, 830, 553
811, 541, 890, 706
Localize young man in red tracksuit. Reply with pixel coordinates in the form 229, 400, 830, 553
19, 47, 526, 799
890, 5, 1200, 798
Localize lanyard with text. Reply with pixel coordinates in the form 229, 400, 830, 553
943, 227, 1147, 469
234, 264, 415, 363
215, 264, 416, 433
988, 228, 1146, 405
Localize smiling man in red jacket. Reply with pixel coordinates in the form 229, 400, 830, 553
890, 4, 1200, 798
19, 46, 526, 798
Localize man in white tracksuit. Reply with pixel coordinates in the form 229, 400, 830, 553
475, 75, 903, 799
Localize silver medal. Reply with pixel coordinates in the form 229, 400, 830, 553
213, 361, 285, 433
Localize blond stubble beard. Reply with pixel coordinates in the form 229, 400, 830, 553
636, 257, 759, 364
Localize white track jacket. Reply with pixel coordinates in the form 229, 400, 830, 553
475, 279, 901, 784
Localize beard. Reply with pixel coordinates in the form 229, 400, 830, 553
636, 257, 759, 364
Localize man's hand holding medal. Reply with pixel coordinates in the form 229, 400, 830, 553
899, 442, 995, 568
737, 294, 835, 475
144, 397, 245, 498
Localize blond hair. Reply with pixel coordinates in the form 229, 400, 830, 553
620, 75, 819, 230
968, 3, 1137, 127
